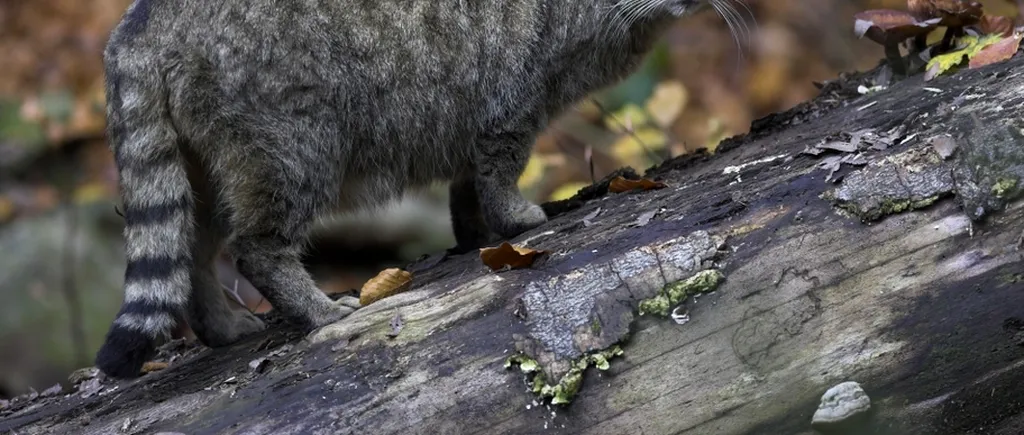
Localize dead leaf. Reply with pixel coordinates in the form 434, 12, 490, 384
925, 34, 1004, 80
359, 268, 413, 306
819, 153, 869, 182
141, 361, 168, 373
819, 156, 844, 182
976, 14, 1015, 37
969, 34, 1023, 69
479, 242, 547, 271
818, 140, 860, 153
608, 176, 667, 193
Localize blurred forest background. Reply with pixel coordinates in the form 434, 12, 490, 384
0, 0, 1018, 399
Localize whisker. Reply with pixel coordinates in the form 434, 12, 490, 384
730, 0, 760, 43
724, 0, 753, 47
711, 0, 746, 72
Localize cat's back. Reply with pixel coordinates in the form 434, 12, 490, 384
112, 0, 543, 71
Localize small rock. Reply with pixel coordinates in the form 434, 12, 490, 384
930, 134, 958, 159
811, 381, 872, 433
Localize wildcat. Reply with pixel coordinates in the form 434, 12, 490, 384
95, 0, 731, 378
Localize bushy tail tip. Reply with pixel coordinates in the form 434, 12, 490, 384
95, 325, 155, 379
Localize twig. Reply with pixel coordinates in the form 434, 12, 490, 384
61, 200, 87, 366
590, 99, 666, 165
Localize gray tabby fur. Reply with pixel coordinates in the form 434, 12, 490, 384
95, 0, 711, 378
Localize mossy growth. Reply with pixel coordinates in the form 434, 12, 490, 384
504, 345, 625, 405
876, 196, 939, 216
991, 177, 1020, 200
830, 194, 941, 222
638, 269, 725, 317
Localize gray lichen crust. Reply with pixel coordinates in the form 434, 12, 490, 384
514, 231, 725, 383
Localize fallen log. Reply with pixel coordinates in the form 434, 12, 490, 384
2, 51, 1024, 435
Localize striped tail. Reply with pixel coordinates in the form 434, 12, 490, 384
95, 51, 195, 379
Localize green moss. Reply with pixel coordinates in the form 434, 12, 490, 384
638, 269, 725, 316
504, 354, 539, 373
591, 317, 602, 334
999, 273, 1023, 285
638, 295, 671, 316
590, 354, 609, 370
878, 196, 939, 216
992, 177, 1020, 199
833, 195, 941, 221
541, 358, 588, 405
531, 372, 547, 393
588, 345, 623, 371
506, 345, 625, 406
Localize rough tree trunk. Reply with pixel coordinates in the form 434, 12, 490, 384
3, 53, 1024, 435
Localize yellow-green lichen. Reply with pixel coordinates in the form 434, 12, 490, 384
991, 177, 1019, 199
505, 345, 625, 405
639, 269, 725, 316
504, 354, 539, 373
831, 195, 940, 221
877, 196, 939, 215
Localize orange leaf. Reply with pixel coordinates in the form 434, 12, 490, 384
608, 176, 667, 193
359, 268, 413, 306
141, 361, 168, 373
969, 34, 1023, 69
0, 197, 14, 223
479, 242, 547, 271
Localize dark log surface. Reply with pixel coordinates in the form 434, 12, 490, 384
2, 52, 1024, 435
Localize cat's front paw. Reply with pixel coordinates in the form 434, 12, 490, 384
492, 201, 547, 238
315, 296, 362, 326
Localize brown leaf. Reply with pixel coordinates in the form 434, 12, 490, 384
968, 34, 1023, 69
976, 14, 1016, 37
853, 9, 940, 43
359, 268, 413, 306
479, 242, 547, 271
908, 0, 984, 26
608, 176, 667, 193
141, 361, 168, 373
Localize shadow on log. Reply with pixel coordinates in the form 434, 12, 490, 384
2, 51, 1024, 435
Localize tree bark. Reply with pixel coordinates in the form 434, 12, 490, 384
3, 54, 1024, 435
